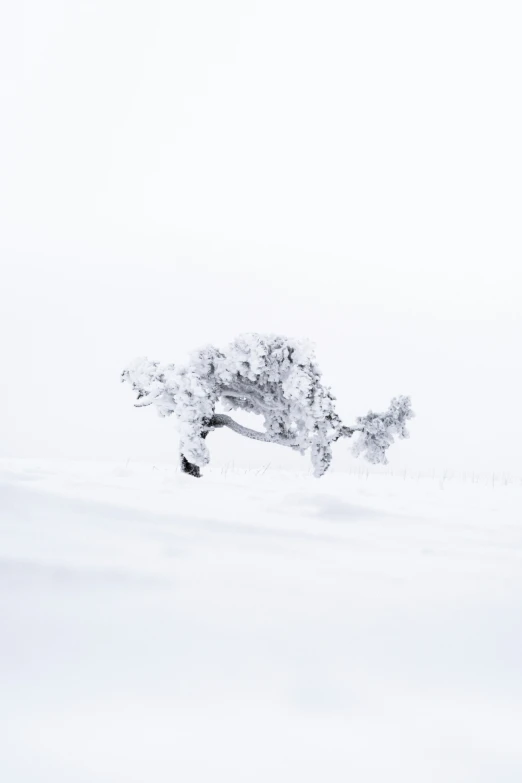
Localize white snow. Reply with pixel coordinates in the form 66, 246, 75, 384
1, 460, 522, 782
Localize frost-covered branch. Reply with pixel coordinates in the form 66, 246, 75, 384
350, 395, 414, 464
210, 414, 300, 447
121, 334, 414, 477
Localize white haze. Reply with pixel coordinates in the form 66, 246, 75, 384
1, 0, 521, 476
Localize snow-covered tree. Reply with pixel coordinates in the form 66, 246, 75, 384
122, 333, 413, 477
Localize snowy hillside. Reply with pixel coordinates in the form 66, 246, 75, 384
1, 460, 522, 782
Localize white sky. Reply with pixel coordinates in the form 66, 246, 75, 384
1, 1, 521, 475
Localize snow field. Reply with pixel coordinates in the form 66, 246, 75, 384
1, 460, 521, 782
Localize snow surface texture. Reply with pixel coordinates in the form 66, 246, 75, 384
1, 459, 522, 783
122, 333, 413, 476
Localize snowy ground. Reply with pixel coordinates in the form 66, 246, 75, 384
1, 459, 522, 782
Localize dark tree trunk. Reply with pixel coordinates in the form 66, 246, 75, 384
180, 455, 202, 477
179, 427, 211, 478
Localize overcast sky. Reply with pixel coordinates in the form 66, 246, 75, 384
1, 1, 521, 476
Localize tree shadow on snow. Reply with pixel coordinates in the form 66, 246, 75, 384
280, 492, 392, 523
